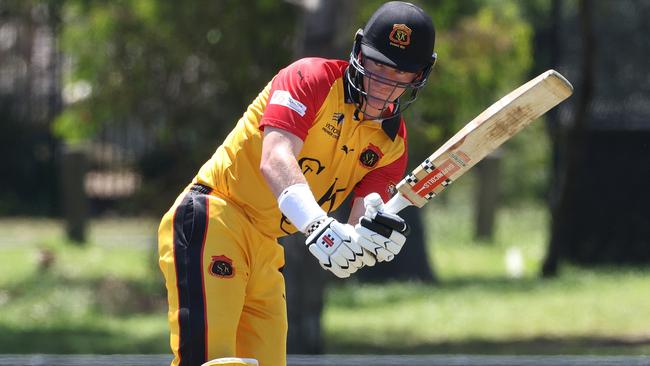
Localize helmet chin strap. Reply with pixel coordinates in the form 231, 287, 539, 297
353, 108, 361, 121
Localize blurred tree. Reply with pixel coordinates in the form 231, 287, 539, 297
543, 0, 650, 273
0, 0, 62, 215
54, 0, 299, 214
357, 0, 534, 276
52, 0, 536, 215
283, 0, 535, 350
412, 0, 532, 154
281, 0, 358, 354
542, 0, 593, 276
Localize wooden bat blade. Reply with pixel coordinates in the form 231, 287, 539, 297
385, 69, 573, 214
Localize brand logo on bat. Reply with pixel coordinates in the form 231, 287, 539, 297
450, 151, 471, 167
413, 159, 460, 197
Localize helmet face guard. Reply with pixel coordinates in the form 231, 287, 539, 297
346, 29, 436, 120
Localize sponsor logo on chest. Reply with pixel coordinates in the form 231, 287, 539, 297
322, 112, 344, 139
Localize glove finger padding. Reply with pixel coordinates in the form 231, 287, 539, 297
359, 248, 377, 267
356, 210, 408, 263
363, 192, 385, 219
329, 222, 364, 269
306, 218, 366, 278
367, 211, 410, 235
357, 225, 406, 254
319, 261, 351, 278
355, 226, 398, 262
310, 245, 351, 278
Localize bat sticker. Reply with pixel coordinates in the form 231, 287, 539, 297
413, 159, 460, 197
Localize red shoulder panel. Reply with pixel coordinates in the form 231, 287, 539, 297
260, 58, 348, 140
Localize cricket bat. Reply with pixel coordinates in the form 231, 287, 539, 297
384, 69, 573, 214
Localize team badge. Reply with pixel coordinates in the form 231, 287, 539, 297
359, 143, 384, 168
209, 255, 234, 278
389, 24, 412, 49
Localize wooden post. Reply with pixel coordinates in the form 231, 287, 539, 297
60, 145, 88, 243
283, 233, 329, 354
474, 150, 502, 241
282, 0, 358, 354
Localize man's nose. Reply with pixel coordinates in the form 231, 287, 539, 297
374, 82, 398, 95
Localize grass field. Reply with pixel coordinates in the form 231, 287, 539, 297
1, 186, 649, 354
325, 204, 650, 354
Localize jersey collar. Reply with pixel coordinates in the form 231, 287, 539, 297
381, 115, 401, 141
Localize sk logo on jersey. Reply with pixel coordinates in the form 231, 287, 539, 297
209, 255, 235, 278
359, 143, 384, 168
389, 24, 412, 49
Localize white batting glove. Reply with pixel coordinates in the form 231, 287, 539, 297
355, 193, 410, 263
305, 217, 365, 278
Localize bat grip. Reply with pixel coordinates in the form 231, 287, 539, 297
383, 192, 414, 214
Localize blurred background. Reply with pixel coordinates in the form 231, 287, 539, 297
1, 0, 649, 357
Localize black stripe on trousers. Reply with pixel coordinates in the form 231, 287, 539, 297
173, 190, 209, 366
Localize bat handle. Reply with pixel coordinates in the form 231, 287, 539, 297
383, 192, 414, 214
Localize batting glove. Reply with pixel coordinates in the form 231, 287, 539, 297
355, 193, 410, 262
305, 217, 366, 278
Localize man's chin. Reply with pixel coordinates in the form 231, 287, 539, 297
362, 101, 392, 119
361, 107, 385, 120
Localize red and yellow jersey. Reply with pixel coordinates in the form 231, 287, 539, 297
194, 57, 407, 238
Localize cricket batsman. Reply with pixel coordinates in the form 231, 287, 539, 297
157, 2, 437, 365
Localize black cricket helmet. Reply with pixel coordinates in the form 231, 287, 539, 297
346, 1, 437, 120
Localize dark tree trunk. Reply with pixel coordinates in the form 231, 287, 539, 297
0, 1, 62, 216
552, 130, 650, 264
542, 0, 595, 277
357, 204, 435, 282
282, 0, 436, 354
281, 0, 357, 355
474, 152, 502, 242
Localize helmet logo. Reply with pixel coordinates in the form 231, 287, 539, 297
389, 24, 412, 49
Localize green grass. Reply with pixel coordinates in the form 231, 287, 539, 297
0, 218, 169, 353
1, 188, 650, 354
323, 179, 650, 354
324, 269, 650, 354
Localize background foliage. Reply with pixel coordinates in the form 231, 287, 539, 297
52, 0, 299, 213
47, 0, 542, 215
2, 0, 650, 356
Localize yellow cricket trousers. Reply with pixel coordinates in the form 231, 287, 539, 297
158, 184, 287, 366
